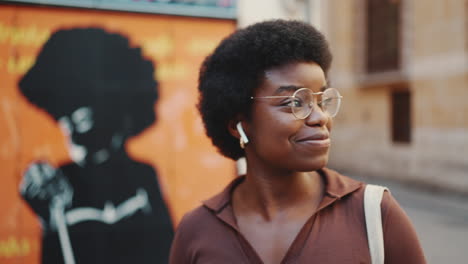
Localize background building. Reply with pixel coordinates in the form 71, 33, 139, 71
323, 0, 468, 194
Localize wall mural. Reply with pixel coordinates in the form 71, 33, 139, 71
18, 28, 174, 263
0, 5, 235, 264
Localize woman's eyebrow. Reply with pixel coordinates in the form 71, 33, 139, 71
274, 84, 328, 94
274, 85, 302, 95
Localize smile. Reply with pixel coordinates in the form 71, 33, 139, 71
297, 138, 331, 148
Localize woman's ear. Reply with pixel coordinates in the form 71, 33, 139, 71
228, 119, 249, 144
236, 122, 249, 144
227, 119, 241, 139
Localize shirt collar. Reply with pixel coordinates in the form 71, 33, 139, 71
202, 174, 245, 213
202, 167, 363, 212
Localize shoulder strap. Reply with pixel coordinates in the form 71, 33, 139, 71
364, 184, 388, 264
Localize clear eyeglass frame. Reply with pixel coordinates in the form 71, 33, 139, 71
250, 87, 343, 119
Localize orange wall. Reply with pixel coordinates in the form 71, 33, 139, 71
0, 5, 236, 263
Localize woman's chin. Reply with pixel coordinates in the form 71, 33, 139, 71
296, 155, 329, 172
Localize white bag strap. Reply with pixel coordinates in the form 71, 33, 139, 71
364, 184, 388, 264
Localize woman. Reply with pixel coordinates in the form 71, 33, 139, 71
170, 20, 426, 263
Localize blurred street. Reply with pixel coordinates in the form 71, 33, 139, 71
359, 176, 468, 264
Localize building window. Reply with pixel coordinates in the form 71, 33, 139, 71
366, 0, 401, 73
391, 89, 411, 143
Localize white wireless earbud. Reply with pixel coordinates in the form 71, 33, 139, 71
236, 122, 249, 144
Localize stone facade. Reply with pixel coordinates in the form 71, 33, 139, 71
324, 0, 468, 193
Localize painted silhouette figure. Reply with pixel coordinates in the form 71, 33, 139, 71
18, 28, 174, 264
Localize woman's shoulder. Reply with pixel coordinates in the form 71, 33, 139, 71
320, 168, 366, 201
378, 189, 427, 262
177, 205, 214, 230
177, 204, 228, 237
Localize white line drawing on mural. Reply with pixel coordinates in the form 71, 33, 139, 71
58, 107, 92, 167
19, 162, 75, 264
66, 189, 151, 226
20, 162, 152, 264
52, 197, 75, 264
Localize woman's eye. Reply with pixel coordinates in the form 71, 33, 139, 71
287, 99, 302, 107
319, 98, 333, 106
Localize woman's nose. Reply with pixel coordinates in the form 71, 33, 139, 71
304, 104, 329, 127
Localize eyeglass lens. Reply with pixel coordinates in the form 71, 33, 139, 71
291, 88, 341, 119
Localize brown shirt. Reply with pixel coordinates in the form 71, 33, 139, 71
169, 168, 426, 264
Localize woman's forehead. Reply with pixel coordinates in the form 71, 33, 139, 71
258, 62, 327, 95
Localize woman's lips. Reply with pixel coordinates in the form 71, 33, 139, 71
295, 133, 331, 148
297, 138, 331, 148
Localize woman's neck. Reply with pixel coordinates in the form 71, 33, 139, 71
235, 164, 324, 221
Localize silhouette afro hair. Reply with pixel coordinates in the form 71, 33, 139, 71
19, 27, 158, 136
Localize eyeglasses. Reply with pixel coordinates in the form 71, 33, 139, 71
250, 87, 343, 119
